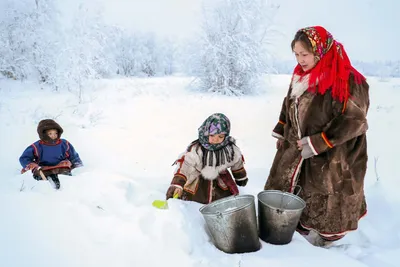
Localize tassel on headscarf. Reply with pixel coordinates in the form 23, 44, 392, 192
199, 144, 235, 168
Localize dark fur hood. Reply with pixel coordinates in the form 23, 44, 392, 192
37, 119, 63, 142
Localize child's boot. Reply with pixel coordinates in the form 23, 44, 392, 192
49, 174, 61, 189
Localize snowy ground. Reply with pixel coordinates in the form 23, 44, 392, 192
0, 75, 398, 267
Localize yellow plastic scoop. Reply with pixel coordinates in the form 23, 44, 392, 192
152, 193, 179, 209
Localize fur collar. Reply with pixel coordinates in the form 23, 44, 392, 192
291, 74, 313, 99
184, 144, 242, 181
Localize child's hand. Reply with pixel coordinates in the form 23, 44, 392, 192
25, 163, 40, 171
166, 185, 182, 199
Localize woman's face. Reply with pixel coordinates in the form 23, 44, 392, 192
293, 41, 317, 72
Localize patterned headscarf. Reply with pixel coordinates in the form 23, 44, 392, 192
198, 113, 232, 151
181, 113, 236, 167
292, 26, 365, 103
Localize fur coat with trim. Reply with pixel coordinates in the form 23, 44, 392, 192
169, 142, 248, 204
266, 73, 369, 237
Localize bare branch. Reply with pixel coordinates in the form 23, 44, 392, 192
374, 156, 380, 182
19, 180, 25, 192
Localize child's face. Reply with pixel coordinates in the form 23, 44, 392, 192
46, 129, 58, 140
208, 134, 225, 145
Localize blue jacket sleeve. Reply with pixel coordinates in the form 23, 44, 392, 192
19, 145, 35, 168
68, 142, 83, 167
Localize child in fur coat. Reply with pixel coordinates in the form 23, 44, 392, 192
19, 119, 83, 189
166, 113, 248, 204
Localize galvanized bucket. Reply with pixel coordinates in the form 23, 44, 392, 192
199, 195, 261, 254
257, 190, 306, 245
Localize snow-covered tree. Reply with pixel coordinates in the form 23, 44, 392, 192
114, 32, 153, 77
31, 0, 62, 86
159, 37, 177, 75
390, 61, 400, 77
0, 0, 61, 84
190, 0, 280, 95
0, 0, 35, 80
57, 1, 109, 101
113, 32, 177, 77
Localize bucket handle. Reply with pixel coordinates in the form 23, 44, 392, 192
281, 185, 303, 209
293, 185, 302, 196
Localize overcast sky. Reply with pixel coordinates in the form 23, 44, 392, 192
101, 0, 399, 62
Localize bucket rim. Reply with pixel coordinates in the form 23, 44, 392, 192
199, 194, 255, 215
257, 190, 306, 211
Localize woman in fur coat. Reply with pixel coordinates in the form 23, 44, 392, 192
265, 26, 370, 246
166, 113, 248, 204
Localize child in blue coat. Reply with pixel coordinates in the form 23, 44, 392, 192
19, 119, 83, 189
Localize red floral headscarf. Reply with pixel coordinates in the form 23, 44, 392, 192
292, 26, 365, 103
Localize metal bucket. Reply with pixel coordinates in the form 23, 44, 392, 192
199, 195, 261, 254
257, 190, 306, 245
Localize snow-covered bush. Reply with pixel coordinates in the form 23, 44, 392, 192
189, 0, 280, 95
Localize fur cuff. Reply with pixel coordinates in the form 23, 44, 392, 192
308, 132, 333, 155
171, 174, 187, 188
272, 121, 285, 139
272, 131, 284, 140
235, 177, 248, 187
306, 136, 318, 155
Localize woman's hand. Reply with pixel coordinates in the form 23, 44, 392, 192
297, 139, 303, 150
276, 139, 284, 149
297, 137, 315, 159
